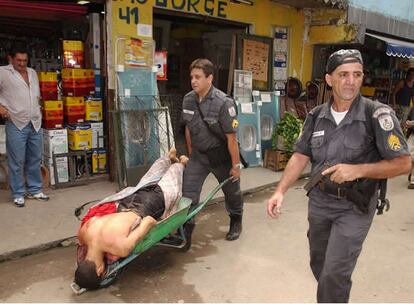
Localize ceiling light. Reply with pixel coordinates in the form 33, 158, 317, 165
77, 0, 90, 5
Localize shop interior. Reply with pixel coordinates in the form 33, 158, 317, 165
0, 0, 106, 188
312, 35, 413, 105
153, 9, 248, 150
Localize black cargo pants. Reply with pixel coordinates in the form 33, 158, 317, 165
307, 189, 377, 303
183, 151, 243, 216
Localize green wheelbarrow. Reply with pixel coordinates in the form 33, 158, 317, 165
71, 178, 231, 294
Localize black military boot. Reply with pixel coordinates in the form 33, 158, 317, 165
225, 214, 242, 241
182, 219, 196, 251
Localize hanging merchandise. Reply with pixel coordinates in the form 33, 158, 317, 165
155, 51, 168, 81
63, 40, 84, 69
233, 70, 253, 104
125, 38, 154, 67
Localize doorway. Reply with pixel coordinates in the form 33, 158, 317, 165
153, 9, 248, 154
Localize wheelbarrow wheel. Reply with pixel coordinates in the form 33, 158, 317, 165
100, 268, 122, 288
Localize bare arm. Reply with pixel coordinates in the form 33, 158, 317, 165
226, 133, 241, 179
322, 155, 412, 184
267, 152, 310, 218
185, 126, 192, 156
115, 216, 157, 257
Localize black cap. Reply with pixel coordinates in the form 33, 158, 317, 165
326, 49, 363, 74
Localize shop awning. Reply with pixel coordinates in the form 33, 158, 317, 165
0, 0, 87, 21
366, 32, 414, 59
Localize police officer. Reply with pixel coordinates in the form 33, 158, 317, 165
181, 58, 243, 246
267, 49, 412, 302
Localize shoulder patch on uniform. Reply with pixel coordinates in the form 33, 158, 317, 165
232, 119, 239, 129
373, 107, 391, 118
378, 114, 394, 131
228, 106, 237, 117
388, 133, 401, 151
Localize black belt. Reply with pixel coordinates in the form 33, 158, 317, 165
318, 181, 349, 199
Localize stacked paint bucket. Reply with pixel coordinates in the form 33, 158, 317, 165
39, 72, 63, 129
85, 97, 106, 174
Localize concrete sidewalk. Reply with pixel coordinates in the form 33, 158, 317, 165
0, 166, 309, 262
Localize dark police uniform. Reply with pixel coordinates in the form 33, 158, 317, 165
181, 86, 243, 216
295, 95, 409, 302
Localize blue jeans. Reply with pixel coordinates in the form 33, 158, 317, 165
6, 121, 42, 199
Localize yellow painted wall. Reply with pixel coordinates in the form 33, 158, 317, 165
109, 0, 310, 83
309, 24, 359, 45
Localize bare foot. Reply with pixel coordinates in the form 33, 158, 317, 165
168, 148, 179, 163
179, 155, 189, 166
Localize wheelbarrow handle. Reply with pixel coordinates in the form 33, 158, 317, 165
185, 177, 232, 221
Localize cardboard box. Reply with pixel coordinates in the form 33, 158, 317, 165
264, 150, 290, 171
90, 122, 104, 149
42, 128, 68, 158
44, 156, 69, 185
68, 124, 92, 150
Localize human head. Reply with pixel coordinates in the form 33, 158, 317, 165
325, 49, 364, 103
189, 58, 214, 98
406, 68, 414, 81
74, 260, 102, 290
8, 47, 29, 73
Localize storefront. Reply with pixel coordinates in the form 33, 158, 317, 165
0, 0, 108, 188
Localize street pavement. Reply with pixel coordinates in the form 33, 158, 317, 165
0, 165, 306, 261
0, 174, 413, 302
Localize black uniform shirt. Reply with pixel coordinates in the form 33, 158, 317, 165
181, 86, 238, 152
295, 95, 410, 175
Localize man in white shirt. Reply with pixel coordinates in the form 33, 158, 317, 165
0, 47, 49, 207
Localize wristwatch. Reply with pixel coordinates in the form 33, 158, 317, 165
232, 163, 243, 169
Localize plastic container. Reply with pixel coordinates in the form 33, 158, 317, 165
42, 100, 63, 129
85, 98, 103, 121
67, 123, 92, 151
63, 96, 85, 124
38, 72, 58, 100
63, 40, 84, 69
61, 69, 95, 97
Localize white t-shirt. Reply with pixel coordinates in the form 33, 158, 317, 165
331, 106, 348, 125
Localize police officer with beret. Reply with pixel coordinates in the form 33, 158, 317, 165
267, 49, 412, 302
181, 58, 243, 247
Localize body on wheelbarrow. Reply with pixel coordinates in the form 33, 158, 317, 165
71, 178, 229, 295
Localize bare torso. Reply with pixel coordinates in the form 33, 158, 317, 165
79, 211, 140, 255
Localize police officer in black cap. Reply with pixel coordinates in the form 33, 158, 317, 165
267, 49, 412, 302
181, 58, 243, 247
